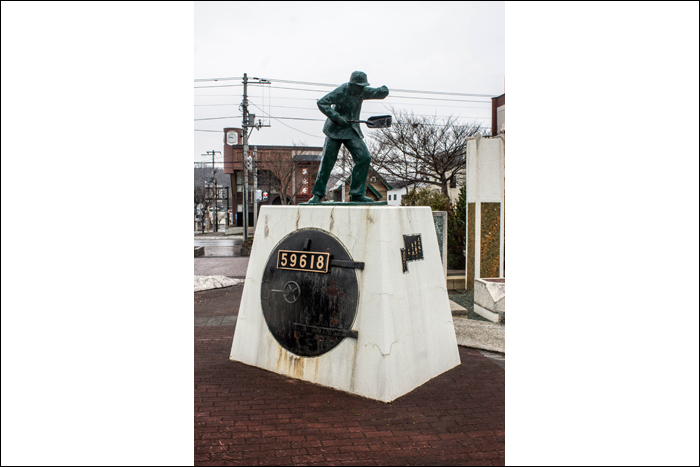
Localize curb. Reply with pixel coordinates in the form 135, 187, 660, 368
453, 317, 505, 354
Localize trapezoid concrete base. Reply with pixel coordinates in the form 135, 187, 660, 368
229, 206, 461, 403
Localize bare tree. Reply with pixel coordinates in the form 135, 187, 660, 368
259, 148, 295, 205
260, 142, 321, 205
329, 145, 354, 180
370, 106, 487, 197
194, 185, 213, 233
194, 185, 207, 206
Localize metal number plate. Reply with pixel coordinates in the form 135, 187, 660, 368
261, 229, 359, 357
277, 250, 330, 273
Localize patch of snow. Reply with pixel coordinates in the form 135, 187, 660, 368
194, 275, 244, 292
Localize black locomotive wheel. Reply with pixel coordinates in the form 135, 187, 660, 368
261, 229, 359, 357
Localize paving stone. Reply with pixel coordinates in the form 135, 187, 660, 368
205, 316, 224, 326
195, 261, 505, 465
195, 326, 504, 465
220, 316, 237, 326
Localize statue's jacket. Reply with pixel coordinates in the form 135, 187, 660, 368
317, 83, 389, 140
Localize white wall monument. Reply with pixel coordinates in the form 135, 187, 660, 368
465, 134, 505, 289
230, 205, 461, 403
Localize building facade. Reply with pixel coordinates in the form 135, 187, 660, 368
329, 167, 392, 203
386, 181, 417, 206
222, 127, 323, 226
491, 93, 505, 136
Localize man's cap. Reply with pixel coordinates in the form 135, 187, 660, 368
349, 71, 370, 87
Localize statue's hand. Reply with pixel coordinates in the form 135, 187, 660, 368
334, 116, 348, 126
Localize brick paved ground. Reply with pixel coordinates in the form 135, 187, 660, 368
194, 256, 250, 278
195, 285, 504, 466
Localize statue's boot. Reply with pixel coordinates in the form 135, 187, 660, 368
350, 195, 374, 203
304, 195, 323, 205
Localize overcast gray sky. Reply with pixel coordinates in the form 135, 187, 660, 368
194, 1, 504, 163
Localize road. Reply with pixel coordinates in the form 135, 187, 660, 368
193, 238, 242, 247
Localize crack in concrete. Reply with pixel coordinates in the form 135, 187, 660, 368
363, 339, 399, 357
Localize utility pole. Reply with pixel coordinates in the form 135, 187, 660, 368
212, 149, 218, 233
253, 146, 258, 230
240, 73, 271, 240
225, 186, 230, 227
242, 73, 250, 240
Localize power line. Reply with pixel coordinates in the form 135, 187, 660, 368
196, 113, 488, 123
196, 93, 489, 104
197, 102, 491, 112
195, 96, 491, 111
195, 95, 319, 101
198, 84, 491, 103
197, 114, 324, 123
194, 84, 243, 89
197, 110, 488, 123
249, 102, 323, 139
265, 116, 324, 122
195, 94, 248, 97
266, 78, 495, 98
266, 85, 492, 104
194, 77, 242, 82
378, 100, 491, 108
195, 76, 496, 98
391, 95, 490, 104
194, 116, 238, 121
264, 85, 332, 93
194, 76, 495, 137
196, 93, 493, 103
244, 100, 489, 121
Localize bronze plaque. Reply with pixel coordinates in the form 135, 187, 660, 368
401, 234, 424, 273
276, 250, 330, 274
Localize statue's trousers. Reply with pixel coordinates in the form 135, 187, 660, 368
311, 136, 371, 198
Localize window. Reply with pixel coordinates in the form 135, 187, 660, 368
394, 194, 397, 200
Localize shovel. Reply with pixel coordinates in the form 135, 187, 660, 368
347, 115, 392, 128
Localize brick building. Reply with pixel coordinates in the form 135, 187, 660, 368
491, 93, 505, 135
222, 127, 323, 226
329, 167, 393, 203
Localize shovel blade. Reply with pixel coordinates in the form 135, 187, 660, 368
365, 115, 392, 128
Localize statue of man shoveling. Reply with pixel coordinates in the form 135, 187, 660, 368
304, 71, 390, 204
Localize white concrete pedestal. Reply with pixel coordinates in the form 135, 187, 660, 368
473, 278, 505, 324
230, 206, 461, 402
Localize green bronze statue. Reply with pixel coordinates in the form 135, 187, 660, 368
304, 71, 389, 204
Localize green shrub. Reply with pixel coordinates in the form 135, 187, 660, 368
448, 187, 466, 270
401, 187, 451, 211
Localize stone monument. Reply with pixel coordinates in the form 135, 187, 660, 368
229, 73, 460, 403
230, 206, 461, 402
